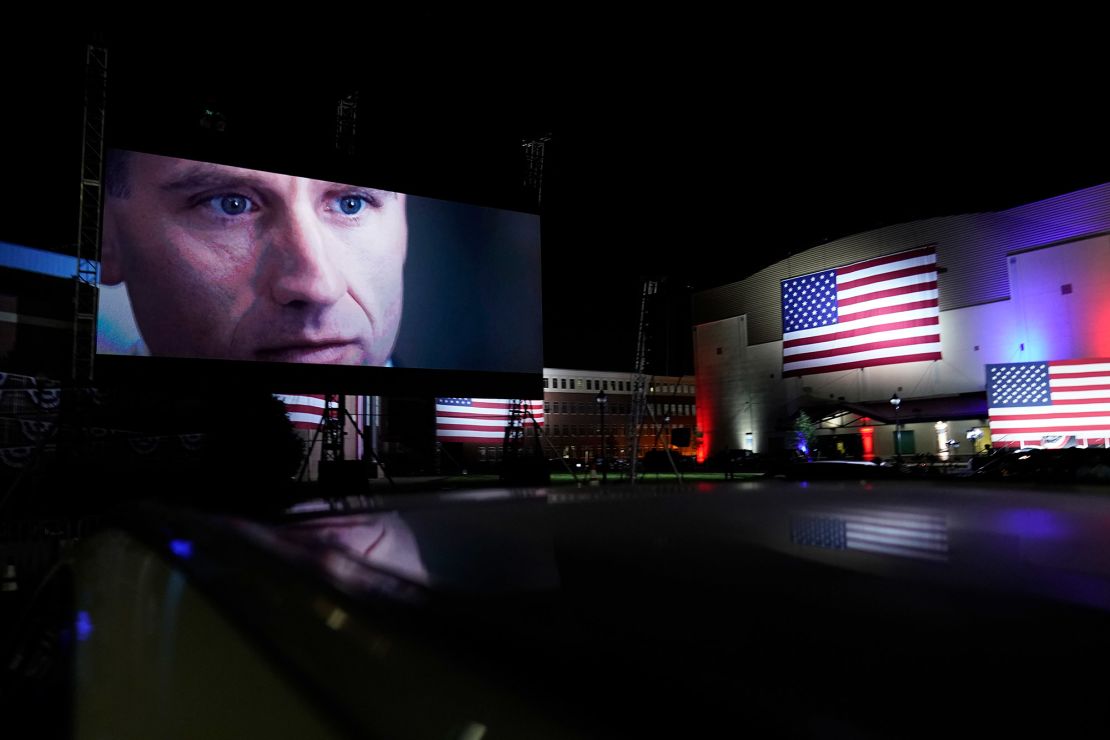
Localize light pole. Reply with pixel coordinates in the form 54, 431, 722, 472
596, 390, 608, 482
890, 392, 902, 463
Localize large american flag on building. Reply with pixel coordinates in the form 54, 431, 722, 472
781, 245, 941, 377
435, 398, 545, 444
987, 358, 1110, 447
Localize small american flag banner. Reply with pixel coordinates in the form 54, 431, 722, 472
435, 398, 545, 444
274, 394, 337, 431
781, 245, 941, 377
987, 358, 1110, 447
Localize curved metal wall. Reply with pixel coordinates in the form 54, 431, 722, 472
695, 182, 1110, 345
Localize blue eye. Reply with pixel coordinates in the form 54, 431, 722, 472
214, 194, 251, 215
337, 195, 365, 215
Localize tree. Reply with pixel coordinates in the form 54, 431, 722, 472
794, 411, 818, 461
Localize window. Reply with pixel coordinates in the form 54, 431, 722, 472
560, 378, 567, 389
586, 379, 592, 390
544, 401, 550, 414
543, 378, 549, 388
603, 380, 609, 390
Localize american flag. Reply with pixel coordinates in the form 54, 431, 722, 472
274, 394, 336, 431
781, 245, 941, 377
435, 398, 544, 444
987, 359, 1110, 447
791, 509, 949, 562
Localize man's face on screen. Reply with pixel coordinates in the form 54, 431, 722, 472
102, 153, 407, 365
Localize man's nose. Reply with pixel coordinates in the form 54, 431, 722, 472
266, 204, 346, 306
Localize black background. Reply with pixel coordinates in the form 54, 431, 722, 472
5, 17, 1109, 377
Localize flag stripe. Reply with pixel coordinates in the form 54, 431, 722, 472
437, 408, 546, 419
838, 280, 938, 306
992, 423, 1110, 434
837, 269, 937, 297
991, 402, 1110, 415
1049, 390, 1110, 400
991, 409, 1110, 421
437, 418, 543, 428
784, 333, 941, 364
438, 423, 542, 433
835, 246, 937, 276
437, 430, 514, 441
783, 306, 940, 342
1049, 359, 1110, 370
783, 350, 943, 377
1049, 373, 1110, 384
838, 292, 939, 316
783, 316, 939, 350
783, 324, 940, 357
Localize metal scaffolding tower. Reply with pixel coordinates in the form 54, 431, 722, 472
335, 90, 359, 155
500, 398, 548, 484
321, 394, 345, 463
501, 398, 527, 459
521, 134, 551, 207
73, 44, 108, 384
627, 280, 657, 480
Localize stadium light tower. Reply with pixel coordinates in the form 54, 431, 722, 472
890, 392, 902, 463
596, 389, 608, 482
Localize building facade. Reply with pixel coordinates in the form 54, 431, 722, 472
441, 368, 697, 470
541, 368, 697, 465
693, 183, 1110, 461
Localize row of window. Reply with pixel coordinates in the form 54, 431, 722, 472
544, 377, 696, 395
545, 402, 695, 417
544, 426, 689, 441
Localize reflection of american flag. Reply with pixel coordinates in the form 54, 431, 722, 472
791, 510, 949, 562
274, 394, 335, 430
435, 398, 544, 444
987, 359, 1110, 447
781, 246, 941, 377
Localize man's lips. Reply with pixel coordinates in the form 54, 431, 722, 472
253, 340, 364, 365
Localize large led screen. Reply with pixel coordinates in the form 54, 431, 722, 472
96, 150, 542, 389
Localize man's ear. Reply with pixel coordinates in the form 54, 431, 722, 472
100, 201, 123, 285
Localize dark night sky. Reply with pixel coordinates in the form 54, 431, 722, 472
5, 21, 1109, 378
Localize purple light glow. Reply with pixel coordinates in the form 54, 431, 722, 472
76, 611, 93, 642
995, 509, 1068, 539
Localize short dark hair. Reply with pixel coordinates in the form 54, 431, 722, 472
104, 149, 131, 198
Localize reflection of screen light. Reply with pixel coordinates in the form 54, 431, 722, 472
169, 539, 194, 559
791, 510, 949, 561
76, 611, 93, 642
995, 509, 1067, 539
